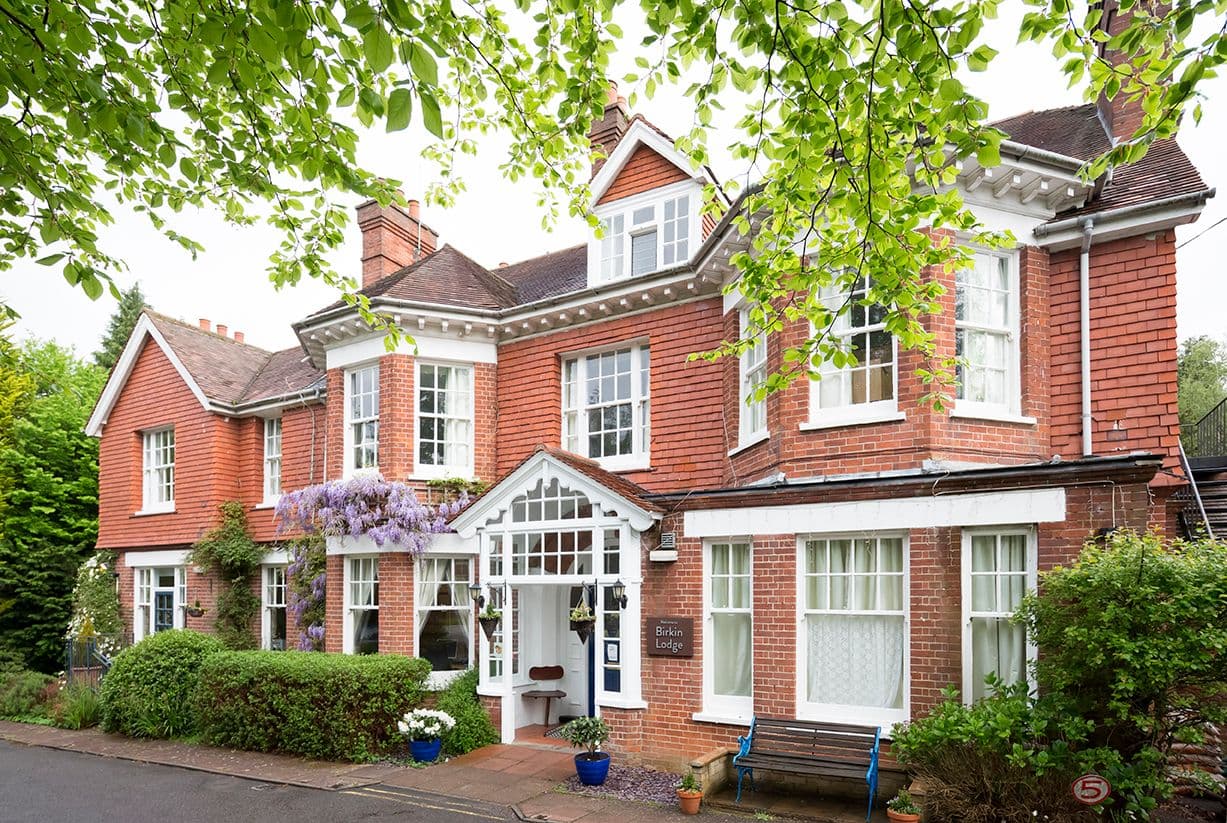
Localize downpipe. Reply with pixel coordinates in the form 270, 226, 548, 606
1080, 218, 1095, 457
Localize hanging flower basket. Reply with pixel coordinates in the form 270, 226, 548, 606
184, 601, 206, 618
478, 614, 502, 640
570, 618, 596, 644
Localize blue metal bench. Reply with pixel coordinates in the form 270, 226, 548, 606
733, 716, 881, 821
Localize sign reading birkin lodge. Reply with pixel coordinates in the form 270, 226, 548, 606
646, 617, 694, 657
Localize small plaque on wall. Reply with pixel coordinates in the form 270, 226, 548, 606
646, 616, 694, 657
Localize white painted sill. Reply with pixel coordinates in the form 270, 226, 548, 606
254, 500, 279, 510
598, 697, 649, 711
949, 408, 1037, 426
691, 711, 753, 727
133, 507, 175, 517
799, 411, 906, 432
728, 432, 769, 457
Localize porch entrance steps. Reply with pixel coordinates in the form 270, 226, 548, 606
514, 724, 572, 749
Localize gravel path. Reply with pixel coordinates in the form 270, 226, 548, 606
563, 764, 681, 805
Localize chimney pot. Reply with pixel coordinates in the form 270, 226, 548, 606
497, 261, 509, 268
407, 199, 421, 220
234, 331, 245, 343
198, 318, 210, 331
216, 324, 228, 337
605, 81, 620, 106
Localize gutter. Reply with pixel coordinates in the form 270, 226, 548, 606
1034, 189, 1215, 238
1080, 219, 1095, 457
998, 139, 1088, 174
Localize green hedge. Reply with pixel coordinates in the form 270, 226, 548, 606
436, 668, 498, 755
99, 630, 225, 738
195, 651, 431, 761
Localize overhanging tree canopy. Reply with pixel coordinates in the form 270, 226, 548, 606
1, 0, 1222, 385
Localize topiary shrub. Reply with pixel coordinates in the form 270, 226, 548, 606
99, 629, 225, 738
435, 668, 498, 755
195, 651, 431, 761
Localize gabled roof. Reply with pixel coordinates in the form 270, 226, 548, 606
449, 444, 663, 537
86, 309, 323, 436
993, 103, 1209, 218
352, 245, 520, 311
589, 118, 721, 206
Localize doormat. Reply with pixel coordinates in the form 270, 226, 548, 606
543, 725, 568, 740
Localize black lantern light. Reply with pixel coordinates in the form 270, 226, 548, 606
468, 581, 485, 610
610, 579, 628, 609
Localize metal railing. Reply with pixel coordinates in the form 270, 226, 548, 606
1194, 396, 1227, 457
1177, 440, 1215, 540
64, 634, 124, 688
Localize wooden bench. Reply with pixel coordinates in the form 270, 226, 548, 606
522, 665, 566, 729
733, 716, 881, 820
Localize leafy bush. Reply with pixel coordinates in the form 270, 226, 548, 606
892, 682, 1107, 823
52, 682, 101, 729
195, 651, 431, 761
559, 715, 610, 757
435, 668, 498, 755
0, 667, 54, 717
67, 552, 123, 642
99, 630, 225, 738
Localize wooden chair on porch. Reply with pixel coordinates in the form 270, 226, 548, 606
523, 665, 567, 730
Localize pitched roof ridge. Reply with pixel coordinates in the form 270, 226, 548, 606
357, 247, 442, 296
439, 244, 521, 306
991, 101, 1096, 125
142, 308, 274, 357
500, 242, 587, 273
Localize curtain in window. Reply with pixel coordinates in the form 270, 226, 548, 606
713, 613, 752, 696
970, 618, 1025, 701
806, 613, 904, 709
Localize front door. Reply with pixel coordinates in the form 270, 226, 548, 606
558, 586, 590, 719
153, 591, 175, 633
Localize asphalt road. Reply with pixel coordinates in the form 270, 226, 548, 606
0, 740, 514, 823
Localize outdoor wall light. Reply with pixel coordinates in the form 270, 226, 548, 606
610, 579, 628, 609
468, 581, 485, 610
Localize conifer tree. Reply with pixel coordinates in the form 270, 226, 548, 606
93, 283, 145, 372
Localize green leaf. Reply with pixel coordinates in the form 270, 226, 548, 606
408, 44, 438, 87
386, 88, 412, 132
364, 24, 394, 73
420, 91, 442, 138
35, 253, 65, 266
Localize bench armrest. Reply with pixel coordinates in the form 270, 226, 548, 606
732, 716, 757, 764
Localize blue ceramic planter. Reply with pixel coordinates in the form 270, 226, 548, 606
574, 752, 611, 786
410, 738, 443, 763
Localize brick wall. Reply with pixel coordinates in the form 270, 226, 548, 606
378, 553, 415, 655
596, 145, 691, 206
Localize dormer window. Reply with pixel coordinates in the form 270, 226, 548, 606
592, 188, 696, 284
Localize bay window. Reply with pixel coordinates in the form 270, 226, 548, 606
263, 418, 282, 502
415, 362, 474, 477
562, 343, 650, 469
141, 427, 175, 512
955, 251, 1020, 416
345, 364, 379, 474
416, 556, 472, 676
262, 565, 287, 651
703, 541, 752, 719
739, 310, 768, 444
344, 556, 379, 654
810, 276, 897, 425
800, 535, 907, 727
962, 530, 1035, 703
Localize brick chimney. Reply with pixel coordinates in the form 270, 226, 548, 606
356, 193, 439, 288
588, 81, 630, 176
1096, 0, 1163, 142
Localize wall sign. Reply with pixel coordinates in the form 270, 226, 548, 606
1071, 773, 1111, 805
646, 616, 694, 657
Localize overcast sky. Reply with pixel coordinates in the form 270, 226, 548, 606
5, 6, 1225, 357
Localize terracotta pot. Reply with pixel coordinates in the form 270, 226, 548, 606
886, 810, 920, 823
677, 788, 702, 815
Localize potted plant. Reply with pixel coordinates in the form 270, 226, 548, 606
184, 600, 206, 618
676, 770, 703, 815
560, 715, 611, 786
569, 602, 596, 644
397, 708, 456, 763
477, 603, 502, 641
886, 789, 922, 822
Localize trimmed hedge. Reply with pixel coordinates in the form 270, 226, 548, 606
436, 668, 498, 755
196, 651, 431, 761
99, 630, 225, 738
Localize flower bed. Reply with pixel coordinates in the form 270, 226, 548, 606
563, 765, 681, 805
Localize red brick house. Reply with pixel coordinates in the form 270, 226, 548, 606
88, 67, 1213, 764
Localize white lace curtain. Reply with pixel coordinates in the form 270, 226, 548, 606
806, 614, 904, 709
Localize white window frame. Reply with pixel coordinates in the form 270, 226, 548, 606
133, 565, 185, 642
795, 533, 910, 729
953, 249, 1022, 420
344, 363, 380, 477
343, 555, 379, 654
806, 277, 902, 429
590, 181, 701, 284
261, 564, 288, 651
561, 341, 651, 471
700, 539, 753, 723
140, 427, 175, 513
961, 527, 1037, 704
738, 310, 768, 446
262, 418, 282, 504
414, 361, 475, 479
414, 555, 474, 685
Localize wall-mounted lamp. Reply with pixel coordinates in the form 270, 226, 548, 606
610, 579, 628, 609
468, 581, 485, 610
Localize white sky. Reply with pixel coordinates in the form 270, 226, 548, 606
4, 5, 1225, 357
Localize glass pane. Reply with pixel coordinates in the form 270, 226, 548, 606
806, 614, 904, 708
419, 611, 470, 672
971, 536, 996, 572
880, 540, 904, 572
971, 574, 996, 612
854, 540, 875, 573
712, 545, 729, 575
712, 613, 752, 697
829, 540, 851, 573
880, 577, 903, 611
731, 544, 750, 575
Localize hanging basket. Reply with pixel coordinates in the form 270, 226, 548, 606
570, 618, 596, 644
478, 615, 502, 641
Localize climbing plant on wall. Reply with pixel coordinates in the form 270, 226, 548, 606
284, 535, 326, 651
189, 501, 263, 649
